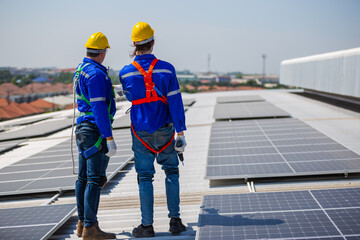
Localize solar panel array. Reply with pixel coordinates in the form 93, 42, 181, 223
0, 118, 74, 141
0, 204, 76, 240
216, 95, 264, 104
206, 118, 360, 180
0, 116, 50, 129
213, 102, 290, 120
0, 139, 26, 154
0, 128, 133, 196
196, 187, 360, 240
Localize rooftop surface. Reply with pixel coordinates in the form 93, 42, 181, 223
0, 89, 360, 239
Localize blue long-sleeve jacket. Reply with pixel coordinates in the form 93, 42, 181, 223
119, 54, 186, 134
75, 57, 116, 138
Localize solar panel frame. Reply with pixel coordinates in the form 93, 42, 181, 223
0, 139, 26, 154
0, 118, 74, 141
0, 204, 76, 240
206, 118, 360, 180
196, 188, 360, 240
0, 128, 134, 196
216, 95, 264, 104
213, 102, 290, 120
182, 98, 196, 106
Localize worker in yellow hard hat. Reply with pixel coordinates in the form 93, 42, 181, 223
73, 32, 117, 240
119, 22, 187, 238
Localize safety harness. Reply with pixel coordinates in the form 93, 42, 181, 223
130, 59, 175, 155
73, 63, 114, 159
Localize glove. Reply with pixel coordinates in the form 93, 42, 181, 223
106, 138, 117, 157
113, 84, 124, 97
174, 135, 187, 153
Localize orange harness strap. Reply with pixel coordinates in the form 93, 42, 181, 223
130, 59, 173, 155
131, 124, 175, 155
131, 59, 167, 105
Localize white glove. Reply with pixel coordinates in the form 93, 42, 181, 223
113, 84, 124, 97
174, 135, 187, 153
106, 138, 117, 157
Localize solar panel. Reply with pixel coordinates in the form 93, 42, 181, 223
206, 118, 360, 180
183, 98, 196, 106
196, 188, 360, 240
112, 115, 131, 129
1, 116, 50, 129
0, 139, 26, 154
0, 129, 133, 196
0, 118, 73, 141
0, 204, 76, 240
216, 95, 264, 104
213, 102, 290, 120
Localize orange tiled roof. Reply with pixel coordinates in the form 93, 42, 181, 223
19, 102, 45, 114
0, 83, 28, 96
29, 98, 58, 110
1, 103, 26, 119
0, 98, 13, 107
0, 108, 13, 120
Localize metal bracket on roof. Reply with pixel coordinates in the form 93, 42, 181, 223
42, 189, 63, 206
247, 181, 256, 193
344, 171, 349, 178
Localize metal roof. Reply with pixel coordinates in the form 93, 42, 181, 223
0, 90, 360, 240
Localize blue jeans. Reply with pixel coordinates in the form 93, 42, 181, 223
131, 124, 180, 226
75, 121, 109, 228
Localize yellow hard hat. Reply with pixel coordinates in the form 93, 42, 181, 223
131, 22, 154, 45
85, 32, 110, 52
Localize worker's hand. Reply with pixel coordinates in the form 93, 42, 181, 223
174, 135, 187, 153
113, 84, 124, 97
105, 138, 117, 157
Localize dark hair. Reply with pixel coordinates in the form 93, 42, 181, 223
130, 40, 154, 58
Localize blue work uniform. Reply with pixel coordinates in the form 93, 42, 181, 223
119, 54, 186, 226
76, 57, 116, 138
74, 57, 116, 228
119, 54, 186, 134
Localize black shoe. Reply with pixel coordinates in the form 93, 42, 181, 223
169, 217, 186, 234
132, 224, 155, 238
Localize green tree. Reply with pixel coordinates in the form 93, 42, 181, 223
245, 79, 258, 87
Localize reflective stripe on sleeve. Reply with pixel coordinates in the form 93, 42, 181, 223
80, 71, 89, 78
121, 69, 172, 79
167, 89, 181, 97
90, 97, 106, 102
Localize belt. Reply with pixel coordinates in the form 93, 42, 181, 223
162, 122, 173, 128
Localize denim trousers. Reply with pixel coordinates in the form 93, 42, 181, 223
131, 124, 180, 226
75, 121, 109, 228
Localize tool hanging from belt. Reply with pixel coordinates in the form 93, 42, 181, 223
130, 58, 174, 155
74, 62, 115, 159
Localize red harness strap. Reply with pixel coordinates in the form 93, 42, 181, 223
131, 124, 175, 155
131, 59, 167, 105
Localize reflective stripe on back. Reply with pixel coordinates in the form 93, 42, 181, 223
121, 69, 172, 79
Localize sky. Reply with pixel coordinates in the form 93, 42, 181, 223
0, 0, 359, 74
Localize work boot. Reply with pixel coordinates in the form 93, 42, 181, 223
169, 217, 186, 234
132, 224, 155, 238
82, 221, 116, 240
76, 220, 84, 237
